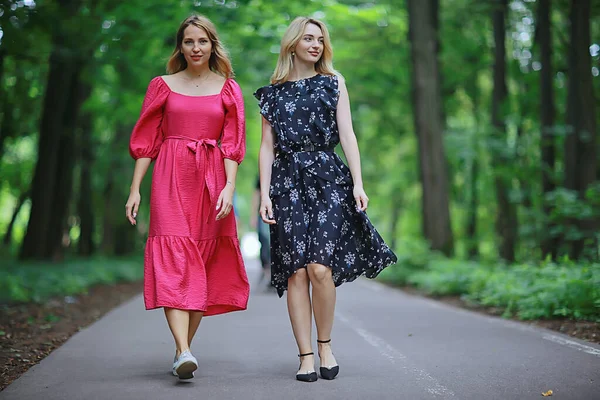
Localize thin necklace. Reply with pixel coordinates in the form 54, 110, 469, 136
183, 71, 211, 88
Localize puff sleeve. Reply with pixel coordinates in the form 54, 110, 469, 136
220, 79, 246, 164
129, 77, 169, 160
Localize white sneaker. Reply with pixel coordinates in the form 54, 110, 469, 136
174, 350, 198, 379
172, 353, 178, 376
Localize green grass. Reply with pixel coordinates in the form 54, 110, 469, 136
0, 257, 143, 304
378, 243, 600, 322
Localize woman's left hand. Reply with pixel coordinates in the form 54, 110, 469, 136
353, 186, 369, 212
216, 183, 235, 220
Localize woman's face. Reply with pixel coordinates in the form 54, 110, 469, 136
293, 23, 324, 65
180, 24, 213, 68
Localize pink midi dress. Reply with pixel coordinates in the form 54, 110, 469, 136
129, 76, 249, 316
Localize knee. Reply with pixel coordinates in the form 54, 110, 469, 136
307, 263, 332, 284
288, 268, 309, 288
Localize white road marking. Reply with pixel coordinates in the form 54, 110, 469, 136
337, 311, 455, 398
360, 279, 600, 358
542, 334, 600, 357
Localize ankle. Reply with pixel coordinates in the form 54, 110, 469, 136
176, 347, 190, 357
298, 351, 314, 359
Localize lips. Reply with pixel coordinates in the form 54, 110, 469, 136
309, 52, 320, 57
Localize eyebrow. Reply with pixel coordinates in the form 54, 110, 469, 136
303, 34, 324, 39
183, 36, 209, 40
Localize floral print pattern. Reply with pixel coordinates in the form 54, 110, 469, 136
254, 74, 397, 297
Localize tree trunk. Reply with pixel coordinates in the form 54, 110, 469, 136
491, 0, 517, 262
467, 159, 479, 259
564, 0, 598, 259
2, 191, 30, 246
19, 47, 76, 260
389, 200, 402, 252
45, 69, 89, 260
0, 48, 6, 161
538, 0, 558, 260
407, 0, 454, 255
77, 104, 95, 257
465, 78, 481, 259
100, 124, 138, 255
19, 0, 87, 260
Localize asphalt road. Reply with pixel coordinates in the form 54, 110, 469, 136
1, 258, 598, 400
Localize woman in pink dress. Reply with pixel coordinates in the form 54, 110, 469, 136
125, 14, 249, 380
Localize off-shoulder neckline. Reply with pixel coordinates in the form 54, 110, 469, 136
158, 76, 232, 98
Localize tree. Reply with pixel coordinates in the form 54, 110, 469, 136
563, 0, 598, 259
490, 0, 517, 262
536, 0, 558, 260
407, 0, 454, 255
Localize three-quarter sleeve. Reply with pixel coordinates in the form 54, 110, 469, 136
129, 76, 169, 160
220, 79, 246, 164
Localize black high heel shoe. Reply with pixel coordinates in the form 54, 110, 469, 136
296, 352, 318, 382
317, 339, 339, 380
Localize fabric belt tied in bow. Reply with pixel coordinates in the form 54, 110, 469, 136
165, 136, 220, 223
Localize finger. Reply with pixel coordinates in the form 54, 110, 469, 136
358, 196, 367, 211
265, 205, 276, 224
216, 202, 231, 220
355, 197, 362, 211
260, 208, 268, 223
216, 194, 223, 211
133, 202, 139, 219
220, 206, 232, 220
125, 204, 135, 225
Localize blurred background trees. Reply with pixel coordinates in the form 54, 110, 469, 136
0, 0, 598, 266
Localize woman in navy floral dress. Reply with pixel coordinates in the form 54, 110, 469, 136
254, 17, 397, 382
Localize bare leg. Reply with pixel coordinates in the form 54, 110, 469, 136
188, 311, 204, 348
307, 263, 337, 368
164, 308, 190, 356
287, 268, 315, 373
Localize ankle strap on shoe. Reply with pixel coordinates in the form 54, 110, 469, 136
317, 339, 331, 344
298, 352, 314, 357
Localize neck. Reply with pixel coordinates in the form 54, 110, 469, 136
290, 61, 317, 81
184, 65, 211, 78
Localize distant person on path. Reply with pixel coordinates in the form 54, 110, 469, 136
250, 176, 273, 291
254, 17, 397, 382
125, 14, 249, 380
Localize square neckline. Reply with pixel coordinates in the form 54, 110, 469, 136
159, 76, 229, 98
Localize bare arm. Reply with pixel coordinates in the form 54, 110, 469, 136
126, 157, 152, 225
250, 187, 260, 229
215, 158, 238, 220
259, 117, 276, 224
336, 75, 368, 211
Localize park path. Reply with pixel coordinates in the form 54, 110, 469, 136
1, 258, 598, 399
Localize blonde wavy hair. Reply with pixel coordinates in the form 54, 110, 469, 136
271, 17, 336, 84
166, 14, 233, 78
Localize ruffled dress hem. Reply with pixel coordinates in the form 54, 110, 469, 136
143, 235, 249, 316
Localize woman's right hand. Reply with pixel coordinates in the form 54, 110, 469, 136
259, 197, 276, 225
125, 191, 141, 226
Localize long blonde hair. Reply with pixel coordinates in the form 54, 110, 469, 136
166, 14, 233, 77
271, 17, 336, 84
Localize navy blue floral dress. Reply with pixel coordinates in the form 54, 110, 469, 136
254, 74, 397, 297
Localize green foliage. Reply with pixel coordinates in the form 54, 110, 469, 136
380, 251, 600, 322
0, 257, 143, 304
